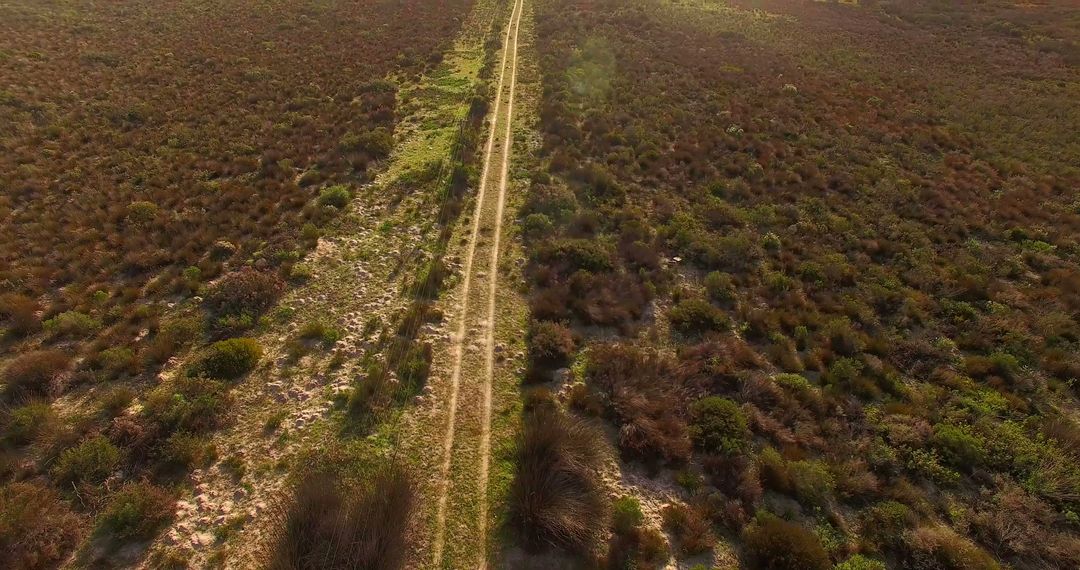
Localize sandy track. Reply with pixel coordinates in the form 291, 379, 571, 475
431, 0, 524, 566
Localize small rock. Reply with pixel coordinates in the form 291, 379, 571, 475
196, 531, 215, 546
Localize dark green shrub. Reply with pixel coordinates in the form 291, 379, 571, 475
931, 423, 987, 469
743, 513, 830, 570
192, 338, 262, 380
860, 500, 914, 553
533, 238, 614, 273
0, 481, 82, 569
125, 200, 159, 224
204, 269, 285, 321
52, 435, 122, 486
339, 127, 393, 158
97, 481, 174, 540
408, 258, 448, 300
2, 349, 70, 400
704, 271, 735, 302
387, 337, 431, 395
823, 357, 865, 390
527, 320, 575, 369
94, 346, 137, 375
788, 459, 837, 507
669, 297, 728, 335
688, 396, 748, 455
524, 184, 578, 221
98, 386, 136, 418
523, 213, 554, 239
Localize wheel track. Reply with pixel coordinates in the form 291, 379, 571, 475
431, 0, 524, 565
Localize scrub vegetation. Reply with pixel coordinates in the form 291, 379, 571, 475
3, 0, 1080, 568
0, 0, 470, 565
510, 0, 1080, 568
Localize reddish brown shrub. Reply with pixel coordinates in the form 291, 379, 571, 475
661, 503, 715, 555
2, 350, 71, 401
204, 268, 286, 321
743, 513, 830, 570
0, 481, 83, 569
0, 293, 40, 336
527, 320, 575, 371
587, 344, 691, 464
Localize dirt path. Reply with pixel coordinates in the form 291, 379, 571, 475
477, 0, 522, 557
429, 0, 525, 566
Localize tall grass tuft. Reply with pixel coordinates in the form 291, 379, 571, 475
266, 466, 414, 570
508, 405, 609, 554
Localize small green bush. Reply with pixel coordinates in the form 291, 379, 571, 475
860, 500, 914, 552
5, 401, 55, 444
100, 385, 133, 412
743, 513, 830, 570
788, 459, 836, 507
408, 258, 448, 300
534, 238, 614, 273
162, 432, 215, 469
192, 337, 262, 380
143, 376, 231, 434
43, 310, 101, 337
688, 396, 748, 455
52, 435, 122, 486
669, 297, 728, 335
298, 321, 342, 346
833, 554, 886, 570
387, 338, 431, 394
704, 271, 734, 302
96, 346, 136, 374
612, 495, 644, 534
523, 213, 554, 239
317, 185, 352, 208
97, 481, 174, 540
932, 423, 987, 469
339, 127, 393, 157
125, 200, 159, 225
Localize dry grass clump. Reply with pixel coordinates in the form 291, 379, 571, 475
508, 405, 609, 554
1, 349, 70, 401
266, 466, 414, 570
